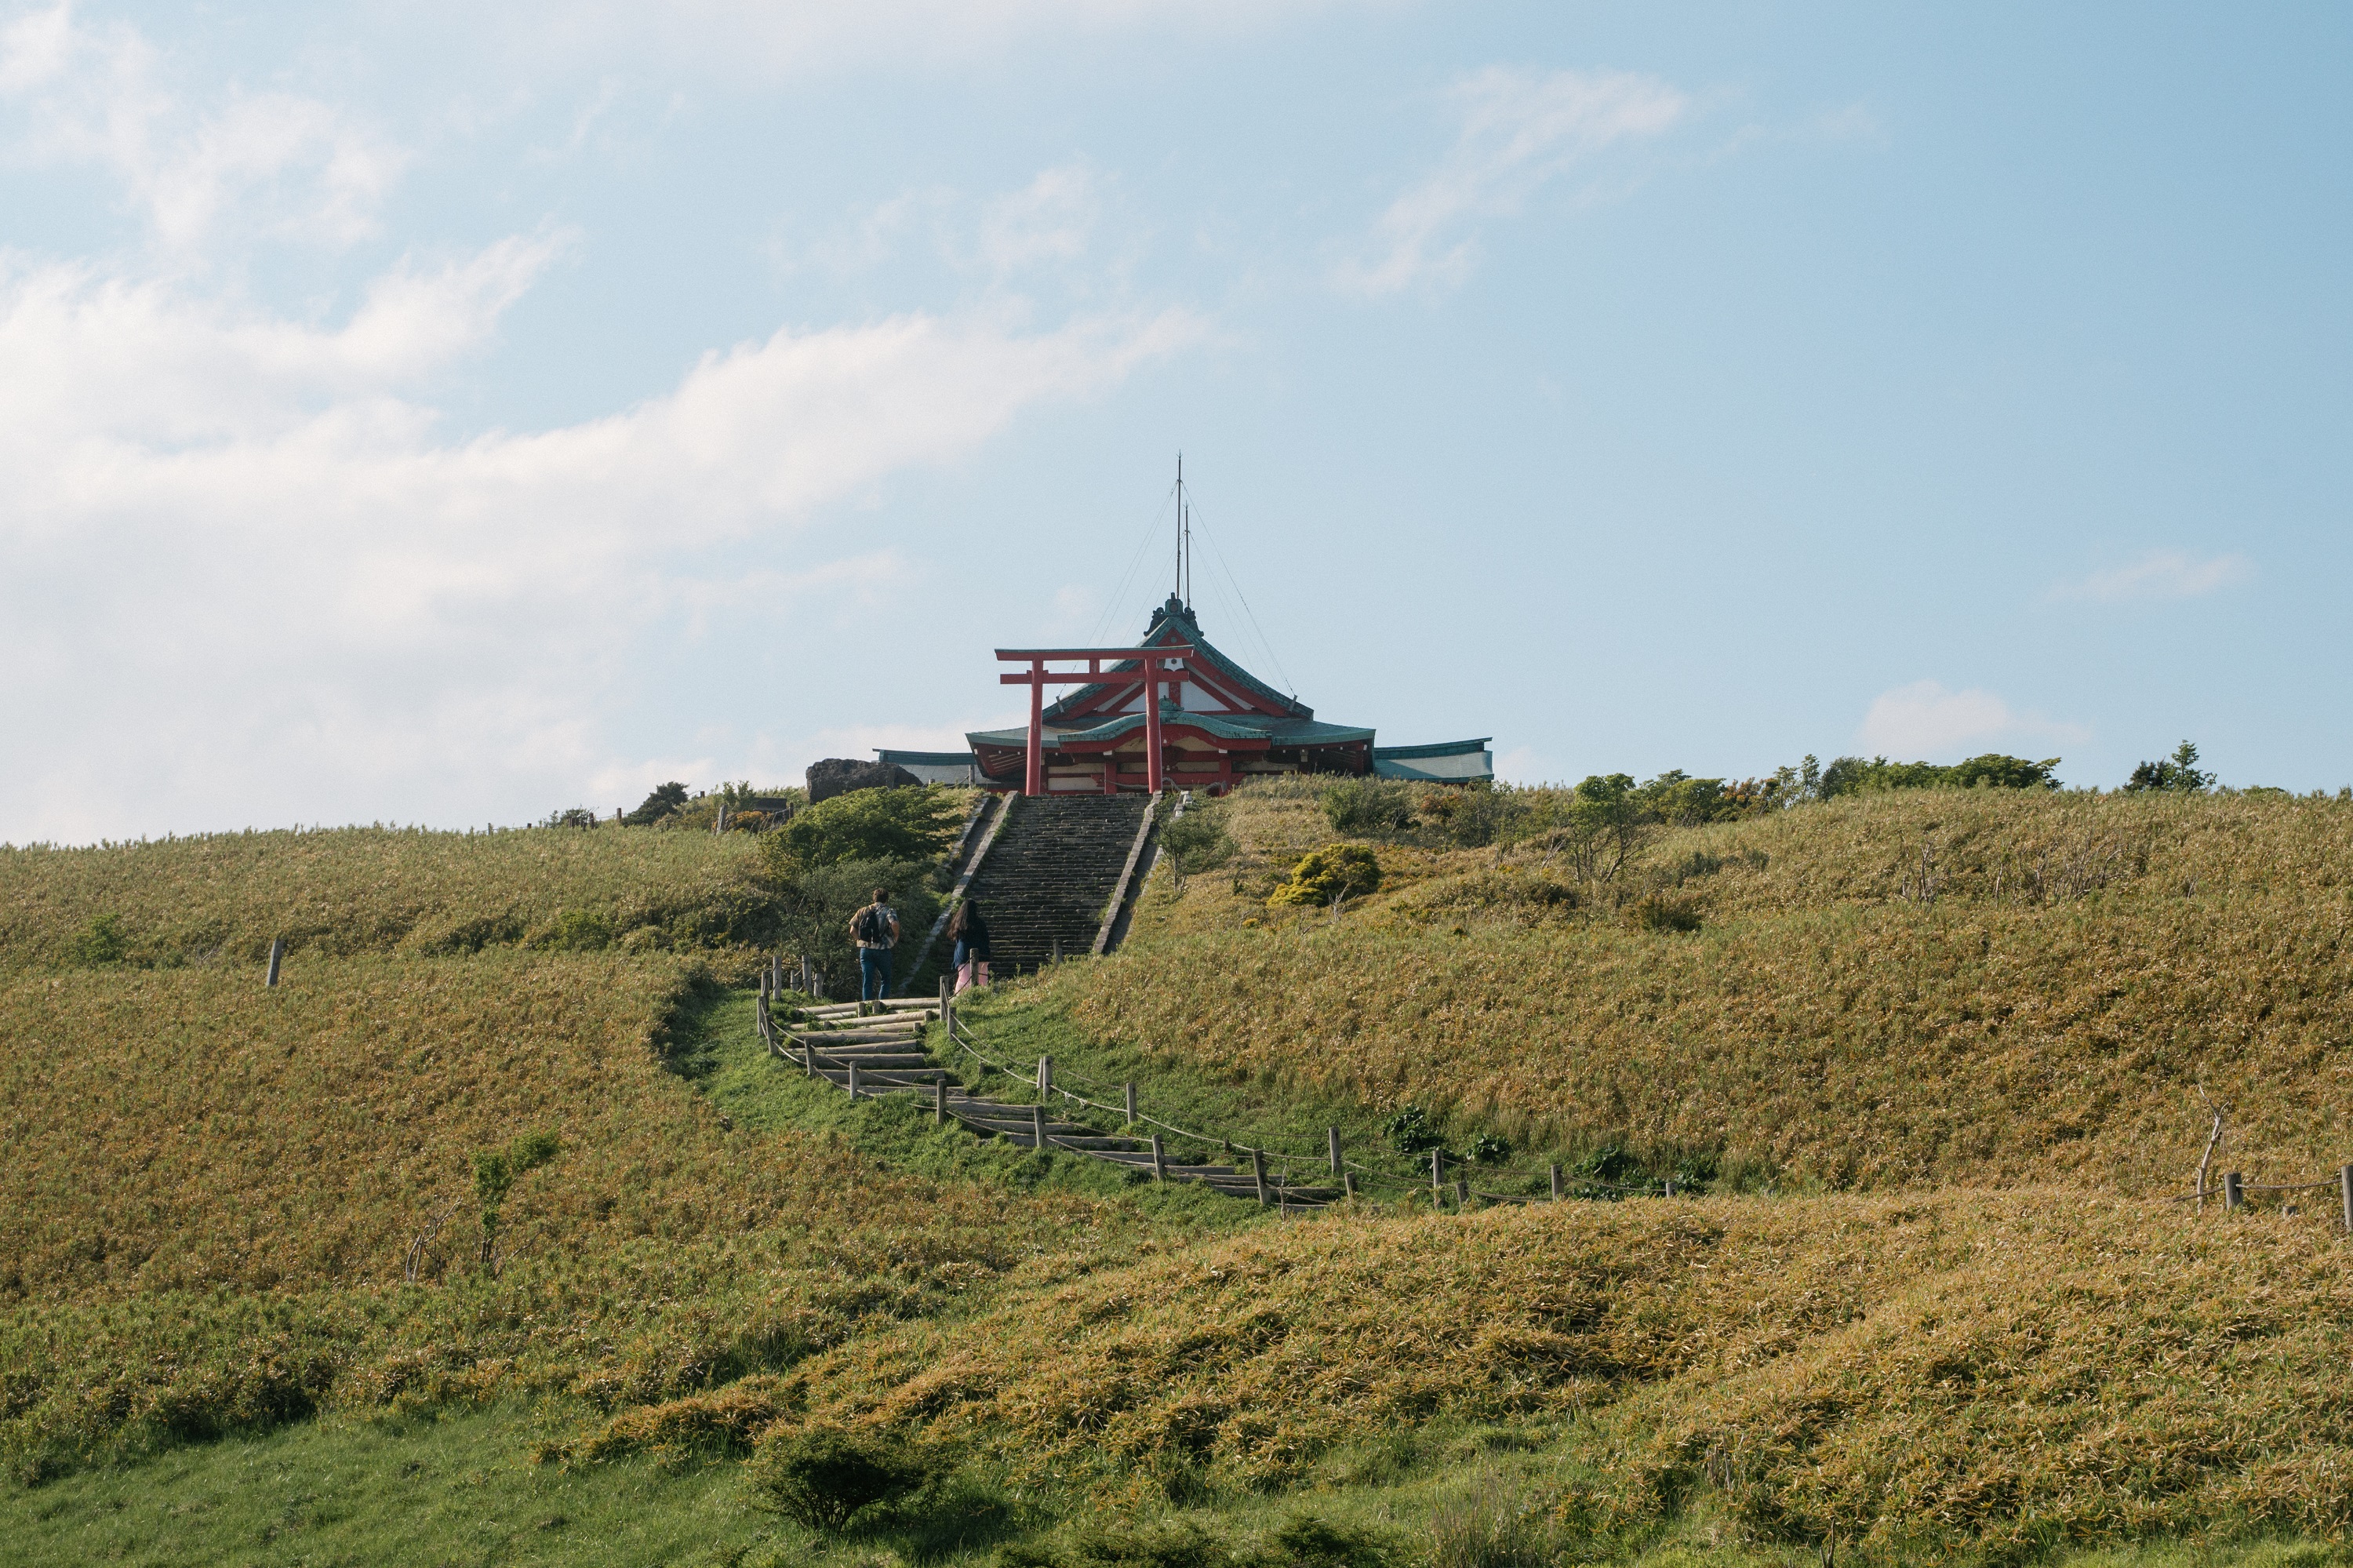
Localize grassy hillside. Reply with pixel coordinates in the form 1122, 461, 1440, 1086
760, 1191, 2353, 1562
5, 796, 2353, 1564
0, 823, 780, 972
1052, 784, 2353, 1195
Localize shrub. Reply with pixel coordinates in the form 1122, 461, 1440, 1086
767, 788, 965, 869
1426, 1467, 1554, 1568
624, 782, 690, 826
1817, 754, 2063, 797
1467, 1133, 1510, 1165
750, 1424, 933, 1531
1385, 1106, 1443, 1155
1321, 780, 1419, 836
542, 908, 615, 951
65, 913, 126, 967
544, 807, 600, 828
1268, 845, 1381, 908
1629, 894, 1701, 933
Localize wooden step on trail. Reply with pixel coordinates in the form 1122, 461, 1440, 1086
768, 1027, 1339, 1209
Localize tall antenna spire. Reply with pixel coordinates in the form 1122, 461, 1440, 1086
1166, 452, 1201, 613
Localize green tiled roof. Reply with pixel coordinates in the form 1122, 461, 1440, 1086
1041, 597, 1311, 722
967, 708, 1373, 751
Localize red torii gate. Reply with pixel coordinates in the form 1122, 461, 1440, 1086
998, 644, 1196, 797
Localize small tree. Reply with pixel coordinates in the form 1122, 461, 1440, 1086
474, 1130, 562, 1271
624, 782, 690, 826
1160, 803, 1234, 890
2125, 740, 2214, 794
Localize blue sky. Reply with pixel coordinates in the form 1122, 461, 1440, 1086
3, 2, 2347, 841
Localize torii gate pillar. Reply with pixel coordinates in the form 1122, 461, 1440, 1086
998, 644, 1195, 798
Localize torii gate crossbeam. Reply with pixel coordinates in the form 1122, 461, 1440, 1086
996, 645, 1197, 797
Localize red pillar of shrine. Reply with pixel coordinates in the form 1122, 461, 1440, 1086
1143, 654, 1165, 795
1024, 660, 1045, 797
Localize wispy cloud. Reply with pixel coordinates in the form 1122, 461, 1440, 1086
0, 250, 1206, 841
1338, 66, 1687, 297
1856, 680, 2085, 759
0, 2, 406, 251
2054, 548, 2254, 604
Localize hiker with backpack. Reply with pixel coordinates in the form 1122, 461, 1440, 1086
849, 887, 900, 1012
947, 899, 991, 994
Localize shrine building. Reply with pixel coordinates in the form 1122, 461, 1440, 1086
878, 594, 1492, 796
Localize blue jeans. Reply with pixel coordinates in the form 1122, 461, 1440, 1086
858, 946, 893, 1002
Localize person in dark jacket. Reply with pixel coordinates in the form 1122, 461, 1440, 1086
947, 899, 991, 994
849, 887, 899, 1013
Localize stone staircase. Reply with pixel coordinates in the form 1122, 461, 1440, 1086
960, 794, 1151, 973
774, 999, 1340, 1208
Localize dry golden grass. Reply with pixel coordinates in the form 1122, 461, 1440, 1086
0, 952, 1160, 1479
0, 824, 779, 971
746, 1191, 2353, 1556
1059, 787, 2353, 1193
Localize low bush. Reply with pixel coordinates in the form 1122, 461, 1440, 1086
1268, 845, 1381, 908
64, 913, 126, 966
1321, 780, 1420, 837
748, 1424, 936, 1531
766, 787, 966, 869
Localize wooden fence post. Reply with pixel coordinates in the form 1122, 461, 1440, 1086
1037, 1056, 1052, 1095
1327, 1127, 1342, 1177
1124, 1082, 1137, 1126
1151, 1133, 1167, 1182
1456, 1177, 1470, 1208
802, 1038, 814, 1078
2224, 1171, 2244, 1211
1431, 1149, 1443, 1203
938, 975, 951, 1023
1031, 1104, 1048, 1151
1052, 937, 1061, 965
1253, 1148, 1268, 1207
1550, 1163, 1564, 1201
847, 1062, 860, 1101
264, 937, 284, 988
1343, 1172, 1358, 1199
2342, 1164, 2353, 1235
935, 1079, 947, 1126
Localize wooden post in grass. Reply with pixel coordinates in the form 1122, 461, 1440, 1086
1052, 937, 1061, 965
2342, 1165, 2353, 1234
1456, 1177, 1470, 1208
847, 1062, 860, 1101
935, 1079, 947, 1126
1037, 1056, 1052, 1095
1327, 1127, 1343, 1177
1151, 1133, 1167, 1182
939, 975, 951, 1031
802, 1037, 814, 1078
1253, 1148, 1268, 1206
1343, 1172, 1358, 1199
1431, 1149, 1444, 1203
1550, 1164, 1564, 1201
265, 937, 284, 988
1031, 1104, 1048, 1151
2224, 1171, 2244, 1211
1664, 1176, 1675, 1199
1125, 1082, 1137, 1126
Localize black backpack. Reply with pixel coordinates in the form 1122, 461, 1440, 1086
855, 904, 890, 945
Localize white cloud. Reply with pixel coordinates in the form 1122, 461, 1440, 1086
504, 0, 1369, 80
1339, 66, 1688, 297
1855, 680, 2085, 759
0, 2, 406, 251
2055, 548, 2253, 603
980, 165, 1102, 274
0, 247, 1206, 842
